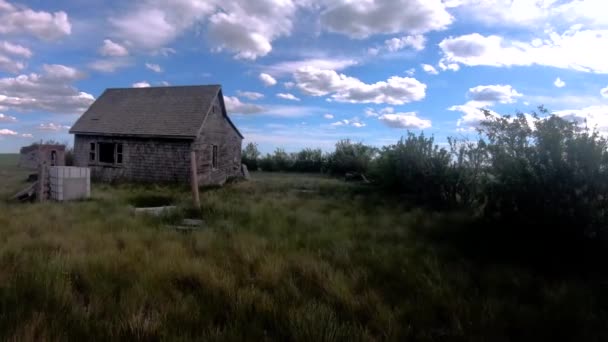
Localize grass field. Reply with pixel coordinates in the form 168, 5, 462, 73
0, 154, 606, 341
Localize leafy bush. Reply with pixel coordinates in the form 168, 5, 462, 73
325, 139, 377, 176
291, 148, 324, 173
242, 142, 261, 171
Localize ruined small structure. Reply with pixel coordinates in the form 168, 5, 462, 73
69, 85, 243, 185
19, 144, 66, 169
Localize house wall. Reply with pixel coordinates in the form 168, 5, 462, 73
19, 145, 66, 169
193, 96, 243, 185
73, 134, 192, 182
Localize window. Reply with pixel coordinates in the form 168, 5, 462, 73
97, 142, 123, 165
212, 145, 218, 169
51, 150, 57, 166
116, 143, 123, 164
89, 143, 96, 161
98, 143, 115, 163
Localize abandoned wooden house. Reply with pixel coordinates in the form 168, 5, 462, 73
69, 85, 243, 184
19, 143, 66, 169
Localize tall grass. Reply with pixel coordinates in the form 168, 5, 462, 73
0, 157, 606, 340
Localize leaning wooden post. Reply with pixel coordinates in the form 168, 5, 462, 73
190, 150, 201, 208
38, 161, 46, 202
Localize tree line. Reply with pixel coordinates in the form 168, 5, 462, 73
243, 108, 608, 241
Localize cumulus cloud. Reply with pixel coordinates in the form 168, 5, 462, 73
385, 34, 426, 52
0, 41, 32, 73
365, 107, 394, 117
439, 29, 608, 74
449, 102, 499, 130
378, 112, 432, 129
276, 93, 300, 101
0, 128, 17, 136
224, 95, 265, 114
38, 122, 70, 131
554, 77, 566, 88
99, 39, 129, 57
259, 73, 277, 86
323, 113, 334, 119
0, 64, 94, 114
467, 84, 523, 104
132, 81, 151, 88
88, 58, 132, 73
208, 0, 297, 60
294, 67, 426, 105
320, 0, 452, 39
236, 90, 264, 100
421, 64, 439, 75
0, 113, 17, 122
263, 58, 358, 77
330, 117, 366, 128
554, 105, 608, 133
0, 0, 71, 40
0, 41, 32, 58
145, 63, 162, 73
111, 0, 299, 59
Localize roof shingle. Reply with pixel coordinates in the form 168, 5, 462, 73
70, 85, 223, 138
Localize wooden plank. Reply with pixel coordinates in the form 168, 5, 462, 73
190, 150, 200, 208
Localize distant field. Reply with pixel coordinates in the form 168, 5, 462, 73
0, 164, 606, 340
0, 153, 18, 167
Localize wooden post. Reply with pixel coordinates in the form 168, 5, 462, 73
190, 150, 201, 208
38, 161, 46, 202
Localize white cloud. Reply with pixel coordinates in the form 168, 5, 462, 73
554, 77, 566, 88
330, 117, 366, 128
323, 113, 334, 119
0, 64, 94, 114
438, 60, 460, 71
20, 133, 32, 138
263, 58, 358, 77
38, 122, 69, 131
88, 58, 132, 73
449, 102, 499, 130
0, 113, 17, 122
554, 105, 608, 133
320, 0, 453, 39
236, 90, 264, 100
145, 63, 162, 73
0, 128, 17, 136
208, 0, 297, 60
385, 34, 426, 52
0, 0, 71, 40
284, 81, 295, 89
378, 112, 432, 129
601, 86, 608, 98
467, 84, 523, 104
276, 93, 300, 101
439, 28, 608, 74
294, 66, 426, 105
259, 73, 277, 86
224, 95, 265, 114
132, 81, 151, 88
99, 39, 129, 57
365, 107, 394, 117
0, 41, 32, 58
0, 54, 24, 73
110, 3, 214, 50
405, 68, 416, 76
421, 64, 439, 75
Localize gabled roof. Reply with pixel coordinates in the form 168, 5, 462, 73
70, 85, 243, 139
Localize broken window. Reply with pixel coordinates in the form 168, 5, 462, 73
98, 142, 115, 163
212, 145, 218, 169
89, 143, 96, 161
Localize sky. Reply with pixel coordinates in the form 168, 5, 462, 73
1, 0, 608, 153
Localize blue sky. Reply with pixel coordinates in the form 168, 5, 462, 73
1, 0, 608, 153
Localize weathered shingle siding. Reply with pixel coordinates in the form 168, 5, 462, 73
193, 96, 243, 185
73, 134, 192, 182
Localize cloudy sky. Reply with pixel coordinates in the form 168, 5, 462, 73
0, 0, 608, 153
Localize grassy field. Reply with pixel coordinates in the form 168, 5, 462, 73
0, 154, 606, 341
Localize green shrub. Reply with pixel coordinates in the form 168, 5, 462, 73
325, 139, 376, 176
242, 142, 261, 171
